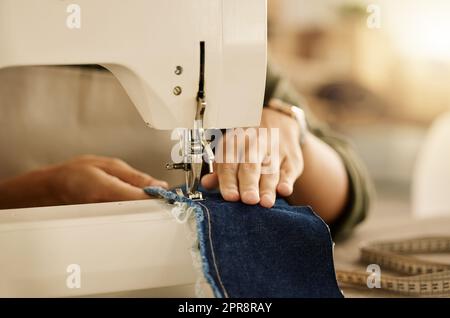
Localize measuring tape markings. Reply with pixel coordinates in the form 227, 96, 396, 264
336, 236, 450, 296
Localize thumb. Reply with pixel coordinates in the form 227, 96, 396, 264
201, 172, 219, 190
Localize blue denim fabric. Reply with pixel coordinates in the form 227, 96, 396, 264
144, 187, 343, 298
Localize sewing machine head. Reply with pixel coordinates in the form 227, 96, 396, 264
0, 0, 267, 199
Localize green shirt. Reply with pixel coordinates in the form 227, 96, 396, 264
264, 65, 373, 241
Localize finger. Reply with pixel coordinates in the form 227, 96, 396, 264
238, 163, 261, 205
217, 163, 240, 201
95, 170, 153, 202
201, 172, 219, 190
259, 170, 279, 208
235, 127, 263, 205
277, 157, 303, 197
144, 176, 169, 189
94, 158, 168, 189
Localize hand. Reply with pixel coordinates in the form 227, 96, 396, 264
47, 155, 168, 205
201, 107, 304, 208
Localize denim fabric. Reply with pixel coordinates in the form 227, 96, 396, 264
144, 187, 343, 298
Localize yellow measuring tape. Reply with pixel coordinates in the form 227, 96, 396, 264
336, 237, 450, 297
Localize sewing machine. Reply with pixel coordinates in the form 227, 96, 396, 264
0, 0, 267, 199
0, 0, 266, 296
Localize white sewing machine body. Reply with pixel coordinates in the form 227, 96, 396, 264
0, 0, 266, 129
0, 200, 203, 297
0, 0, 267, 296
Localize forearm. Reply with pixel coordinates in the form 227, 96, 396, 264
287, 132, 349, 224
0, 168, 57, 209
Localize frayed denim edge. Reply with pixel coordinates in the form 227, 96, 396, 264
144, 186, 224, 298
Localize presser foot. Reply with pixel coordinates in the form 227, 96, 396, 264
166, 162, 205, 201
187, 191, 204, 201
172, 187, 203, 201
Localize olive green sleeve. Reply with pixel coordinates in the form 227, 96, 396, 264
264, 64, 373, 241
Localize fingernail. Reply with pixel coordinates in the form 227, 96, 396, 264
242, 191, 260, 205
159, 182, 169, 189
277, 182, 292, 195
223, 189, 240, 201
260, 194, 274, 208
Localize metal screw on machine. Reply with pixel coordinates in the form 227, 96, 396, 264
174, 66, 183, 75
173, 86, 182, 96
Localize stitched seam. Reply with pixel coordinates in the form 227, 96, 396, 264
144, 187, 225, 297
198, 201, 229, 298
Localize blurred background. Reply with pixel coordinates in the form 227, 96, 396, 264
267, 0, 450, 219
